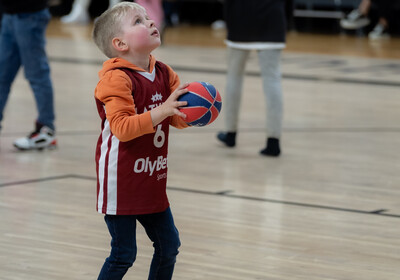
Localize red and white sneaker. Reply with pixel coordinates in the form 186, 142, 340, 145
13, 124, 57, 151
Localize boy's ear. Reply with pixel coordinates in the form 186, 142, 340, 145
112, 37, 128, 52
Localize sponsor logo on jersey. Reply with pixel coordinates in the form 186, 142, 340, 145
133, 155, 168, 176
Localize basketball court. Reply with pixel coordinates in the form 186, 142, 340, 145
0, 17, 399, 279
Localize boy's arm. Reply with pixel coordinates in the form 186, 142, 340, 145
95, 70, 155, 142
166, 65, 190, 129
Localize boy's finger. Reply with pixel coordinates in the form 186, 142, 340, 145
175, 109, 186, 119
178, 101, 187, 107
174, 88, 188, 97
181, 82, 190, 88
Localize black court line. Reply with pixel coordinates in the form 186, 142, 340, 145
1, 126, 400, 139
168, 186, 400, 219
48, 56, 400, 88
172, 127, 400, 134
0, 175, 72, 188
1, 174, 399, 219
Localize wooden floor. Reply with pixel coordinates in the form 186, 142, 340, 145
1, 19, 400, 279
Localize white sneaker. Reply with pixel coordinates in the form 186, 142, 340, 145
340, 9, 370, 29
368, 23, 390, 40
14, 125, 57, 151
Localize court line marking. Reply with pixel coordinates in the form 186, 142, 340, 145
48, 56, 400, 87
2, 126, 400, 138
1, 174, 399, 219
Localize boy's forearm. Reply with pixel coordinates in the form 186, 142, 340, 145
150, 105, 168, 127
109, 111, 155, 142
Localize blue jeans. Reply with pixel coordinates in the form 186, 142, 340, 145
98, 207, 181, 280
0, 9, 55, 130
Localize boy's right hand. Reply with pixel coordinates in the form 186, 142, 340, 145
150, 83, 189, 127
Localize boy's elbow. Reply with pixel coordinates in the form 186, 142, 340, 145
115, 134, 131, 142
109, 120, 132, 142
108, 114, 155, 142
111, 129, 130, 142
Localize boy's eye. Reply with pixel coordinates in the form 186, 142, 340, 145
135, 18, 142, 24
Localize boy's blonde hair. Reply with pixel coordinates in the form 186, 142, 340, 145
92, 2, 146, 58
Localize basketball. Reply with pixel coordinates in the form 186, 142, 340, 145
178, 82, 222, 127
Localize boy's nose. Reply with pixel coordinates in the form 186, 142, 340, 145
148, 19, 155, 28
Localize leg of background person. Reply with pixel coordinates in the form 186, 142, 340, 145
216, 47, 249, 147
376, 0, 392, 27
258, 49, 283, 139
61, 0, 90, 24
359, 0, 371, 15
224, 47, 249, 132
258, 48, 283, 156
0, 14, 22, 130
16, 9, 55, 130
368, 0, 391, 39
340, 0, 371, 30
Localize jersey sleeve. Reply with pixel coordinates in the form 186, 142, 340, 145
165, 65, 189, 129
95, 69, 155, 142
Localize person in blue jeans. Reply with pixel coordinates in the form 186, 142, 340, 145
0, 0, 56, 150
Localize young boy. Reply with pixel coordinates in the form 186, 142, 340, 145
92, 2, 189, 279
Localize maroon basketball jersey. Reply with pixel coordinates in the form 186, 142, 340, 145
95, 62, 172, 215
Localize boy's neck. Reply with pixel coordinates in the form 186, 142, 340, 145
121, 53, 151, 72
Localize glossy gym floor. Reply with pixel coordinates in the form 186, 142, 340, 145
0, 16, 399, 280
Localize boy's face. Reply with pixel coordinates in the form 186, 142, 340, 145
119, 8, 161, 54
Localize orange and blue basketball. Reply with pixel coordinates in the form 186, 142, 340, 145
178, 82, 222, 127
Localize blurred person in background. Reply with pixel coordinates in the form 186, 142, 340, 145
135, 0, 164, 29
0, 0, 56, 150
340, 0, 400, 39
217, 0, 287, 157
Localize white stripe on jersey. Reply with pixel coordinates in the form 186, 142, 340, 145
106, 135, 120, 214
97, 119, 119, 214
97, 120, 110, 213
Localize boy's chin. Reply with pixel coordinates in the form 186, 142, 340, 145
151, 40, 162, 50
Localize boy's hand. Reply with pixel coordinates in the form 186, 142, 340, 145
150, 83, 189, 126
165, 83, 189, 118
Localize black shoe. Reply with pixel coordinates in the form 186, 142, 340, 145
260, 137, 280, 157
217, 132, 236, 147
